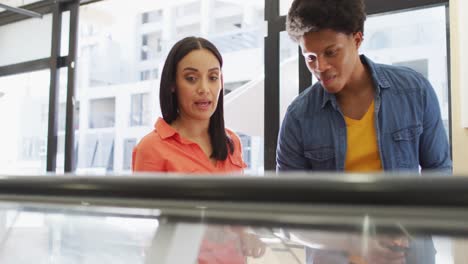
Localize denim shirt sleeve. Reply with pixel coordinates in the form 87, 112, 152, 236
276, 108, 309, 171
419, 77, 452, 173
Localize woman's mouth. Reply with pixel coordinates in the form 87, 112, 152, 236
194, 100, 212, 110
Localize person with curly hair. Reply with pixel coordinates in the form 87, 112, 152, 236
277, 0, 451, 263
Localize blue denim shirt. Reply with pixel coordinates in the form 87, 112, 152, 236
276, 55, 452, 172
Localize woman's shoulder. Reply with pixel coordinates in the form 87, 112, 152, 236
136, 118, 174, 151
225, 128, 244, 155
132, 129, 167, 172
133, 130, 165, 157
224, 128, 247, 169
225, 128, 242, 145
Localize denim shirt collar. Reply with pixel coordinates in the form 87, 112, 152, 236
321, 54, 392, 109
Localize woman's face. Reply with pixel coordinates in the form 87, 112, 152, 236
175, 48, 222, 122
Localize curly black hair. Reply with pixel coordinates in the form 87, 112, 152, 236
286, 0, 366, 42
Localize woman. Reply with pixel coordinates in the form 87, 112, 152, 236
132, 36, 245, 173
132, 37, 265, 263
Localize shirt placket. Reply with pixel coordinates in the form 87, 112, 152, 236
331, 97, 347, 171
374, 92, 385, 170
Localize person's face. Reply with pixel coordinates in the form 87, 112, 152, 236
175, 48, 222, 121
300, 29, 363, 94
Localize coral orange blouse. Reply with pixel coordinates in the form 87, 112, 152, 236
132, 118, 247, 173
132, 118, 249, 264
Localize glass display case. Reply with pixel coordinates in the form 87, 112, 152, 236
0, 173, 466, 263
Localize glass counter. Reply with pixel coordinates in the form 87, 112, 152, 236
0, 173, 466, 264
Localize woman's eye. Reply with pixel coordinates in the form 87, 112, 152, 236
210, 76, 219, 81
185, 76, 196, 82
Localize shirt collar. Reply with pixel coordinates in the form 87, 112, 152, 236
320, 54, 391, 109
155, 117, 176, 139
154, 117, 196, 145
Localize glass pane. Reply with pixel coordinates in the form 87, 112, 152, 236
362, 6, 449, 136
279, 32, 317, 127
61, 11, 70, 57
0, 0, 44, 9
130, 93, 151, 127
0, 70, 49, 174
0, 15, 52, 67
56, 68, 71, 174
279, 31, 299, 126
0, 205, 459, 264
280, 0, 293, 16
0, 174, 465, 264
0, 203, 158, 263
279, 6, 450, 140
75, 0, 265, 174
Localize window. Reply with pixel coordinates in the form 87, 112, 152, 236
141, 32, 163, 61
369, 32, 391, 50
130, 93, 151, 127
0, 70, 49, 174
239, 133, 251, 168
175, 23, 201, 39
78, 133, 114, 172
140, 70, 150, 81
224, 81, 248, 94
59, 102, 80, 131
362, 6, 449, 136
393, 59, 429, 79
175, 1, 201, 18
123, 138, 137, 170
268, 1, 450, 170
0, 15, 52, 67
75, 0, 265, 174
142, 10, 163, 24
89, 98, 116, 129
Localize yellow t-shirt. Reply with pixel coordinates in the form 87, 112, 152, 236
344, 100, 382, 172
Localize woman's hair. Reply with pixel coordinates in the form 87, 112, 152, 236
286, 0, 366, 42
159, 36, 234, 160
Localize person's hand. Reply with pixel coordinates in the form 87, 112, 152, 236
362, 235, 409, 264
239, 232, 266, 258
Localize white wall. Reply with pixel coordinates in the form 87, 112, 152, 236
450, 0, 468, 174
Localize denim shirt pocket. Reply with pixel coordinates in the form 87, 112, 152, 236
391, 125, 422, 168
304, 147, 336, 171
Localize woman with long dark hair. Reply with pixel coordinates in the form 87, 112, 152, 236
132, 36, 265, 263
132, 36, 244, 172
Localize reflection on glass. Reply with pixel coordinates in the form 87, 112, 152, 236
75, 0, 265, 174
0, 71, 49, 174
0, 206, 158, 263
362, 6, 449, 137
0, 202, 459, 264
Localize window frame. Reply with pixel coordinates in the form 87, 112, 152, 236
0, 0, 451, 173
